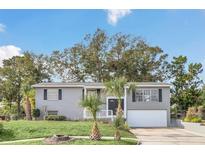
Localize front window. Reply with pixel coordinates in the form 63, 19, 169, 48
47, 89, 58, 100
135, 89, 159, 102
144, 90, 151, 102
151, 89, 158, 102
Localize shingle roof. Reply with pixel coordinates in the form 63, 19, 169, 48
32, 82, 171, 88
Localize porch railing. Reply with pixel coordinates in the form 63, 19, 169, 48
83, 109, 114, 121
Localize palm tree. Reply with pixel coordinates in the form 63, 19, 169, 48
105, 77, 136, 140
104, 77, 127, 117
80, 95, 103, 140
21, 83, 33, 120
113, 116, 124, 141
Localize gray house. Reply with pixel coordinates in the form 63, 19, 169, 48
32, 82, 171, 127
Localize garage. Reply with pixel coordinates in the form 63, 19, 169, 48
127, 110, 167, 127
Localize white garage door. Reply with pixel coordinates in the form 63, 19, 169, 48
127, 110, 167, 127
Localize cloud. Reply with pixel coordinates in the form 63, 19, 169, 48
107, 9, 132, 26
0, 23, 6, 32
0, 45, 22, 67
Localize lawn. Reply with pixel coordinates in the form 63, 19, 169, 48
0, 120, 136, 143
0, 139, 137, 145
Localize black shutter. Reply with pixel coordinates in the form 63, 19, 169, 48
159, 89, 162, 102
97, 89, 100, 97
44, 89, 47, 100
132, 89, 136, 102
58, 89, 62, 100
82, 89, 84, 100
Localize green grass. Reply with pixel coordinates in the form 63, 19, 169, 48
0, 139, 137, 145
0, 120, 135, 142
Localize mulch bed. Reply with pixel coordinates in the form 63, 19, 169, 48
44, 135, 76, 144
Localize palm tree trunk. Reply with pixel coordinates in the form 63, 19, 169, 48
114, 129, 121, 141
116, 98, 123, 117
25, 96, 32, 120
90, 121, 101, 140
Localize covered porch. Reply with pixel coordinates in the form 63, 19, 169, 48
83, 85, 127, 120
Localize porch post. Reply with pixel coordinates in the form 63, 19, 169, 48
83, 87, 87, 119
84, 87, 87, 96
124, 87, 127, 119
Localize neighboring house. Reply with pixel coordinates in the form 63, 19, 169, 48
32, 82, 171, 127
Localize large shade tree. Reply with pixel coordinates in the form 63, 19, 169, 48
49, 29, 169, 82
169, 55, 203, 113
0, 52, 50, 116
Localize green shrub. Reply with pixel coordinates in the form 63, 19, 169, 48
0, 123, 3, 134
171, 104, 179, 118
183, 117, 202, 123
32, 109, 40, 119
123, 122, 130, 131
113, 116, 124, 130
191, 117, 202, 123
45, 115, 66, 121
10, 114, 19, 120
183, 117, 191, 122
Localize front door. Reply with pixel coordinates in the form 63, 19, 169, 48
107, 98, 124, 115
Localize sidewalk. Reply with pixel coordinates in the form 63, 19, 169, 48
0, 136, 137, 144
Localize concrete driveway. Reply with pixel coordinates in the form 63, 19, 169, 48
130, 128, 205, 145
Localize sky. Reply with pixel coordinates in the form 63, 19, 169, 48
0, 9, 205, 79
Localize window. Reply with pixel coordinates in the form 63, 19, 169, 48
151, 90, 158, 102
134, 89, 161, 102
47, 111, 58, 115
58, 89, 62, 100
108, 98, 124, 115
47, 89, 58, 100
44, 89, 47, 100
144, 90, 151, 102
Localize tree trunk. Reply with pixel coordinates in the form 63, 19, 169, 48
90, 121, 101, 140
114, 129, 121, 141
116, 99, 123, 117
17, 98, 21, 117
25, 96, 32, 120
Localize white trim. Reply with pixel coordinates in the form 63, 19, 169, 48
33, 85, 83, 88
33, 83, 171, 88
125, 85, 170, 88
83, 86, 105, 89
106, 96, 125, 117
124, 87, 127, 118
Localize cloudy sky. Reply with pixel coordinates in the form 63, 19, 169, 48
0, 9, 205, 79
